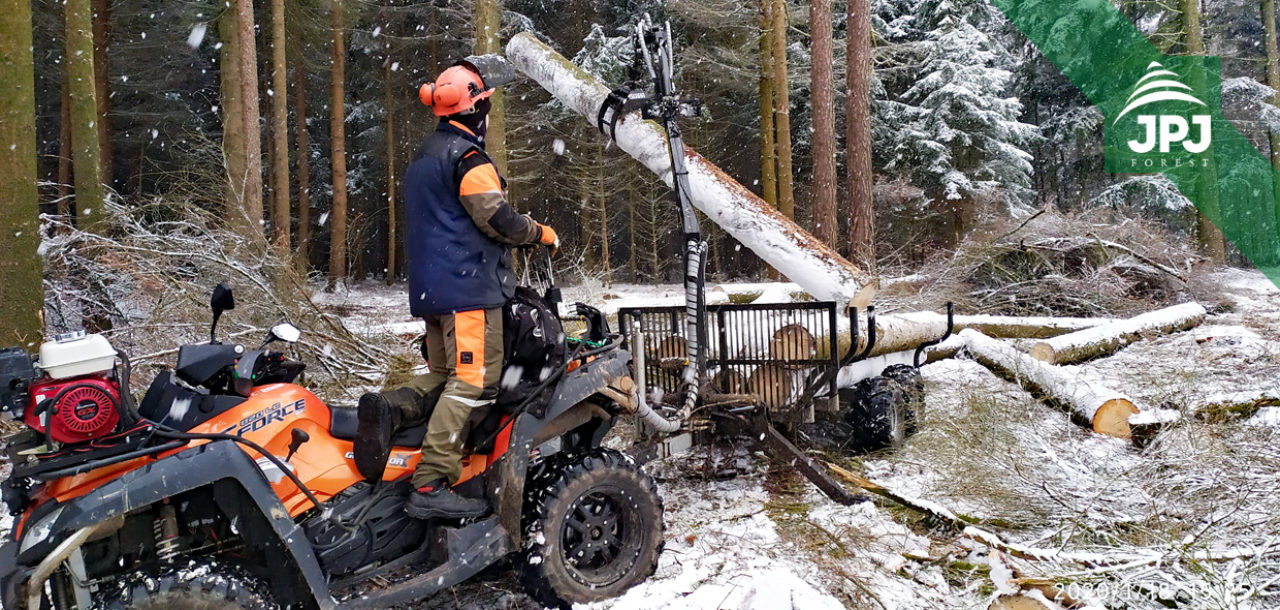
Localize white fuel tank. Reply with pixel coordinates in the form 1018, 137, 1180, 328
38, 331, 118, 379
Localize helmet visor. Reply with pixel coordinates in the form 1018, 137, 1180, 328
458, 54, 516, 90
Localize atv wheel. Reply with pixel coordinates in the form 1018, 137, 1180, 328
519, 448, 664, 609
99, 563, 274, 610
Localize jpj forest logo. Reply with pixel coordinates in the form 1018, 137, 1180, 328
1105, 57, 1220, 173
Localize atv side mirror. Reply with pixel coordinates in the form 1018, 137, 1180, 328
263, 323, 301, 347
210, 283, 235, 344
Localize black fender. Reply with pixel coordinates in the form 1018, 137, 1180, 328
1, 441, 335, 610
494, 348, 631, 546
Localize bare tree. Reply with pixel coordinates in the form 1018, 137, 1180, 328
758, 0, 777, 207
329, 0, 349, 281
235, 0, 264, 229
770, 0, 795, 220
92, 0, 111, 187
1264, 0, 1280, 219
219, 5, 246, 214
1181, 0, 1225, 264
269, 0, 291, 249
57, 73, 72, 216
475, 0, 507, 175
809, 0, 837, 247
292, 36, 312, 268
0, 0, 42, 344
385, 57, 397, 285
66, 0, 104, 230
846, 0, 874, 268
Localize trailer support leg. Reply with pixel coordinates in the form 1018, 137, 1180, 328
752, 417, 866, 506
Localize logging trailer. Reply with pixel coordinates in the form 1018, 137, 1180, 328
597, 16, 955, 505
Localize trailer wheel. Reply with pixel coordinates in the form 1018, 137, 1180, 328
882, 364, 925, 434
98, 562, 274, 610
519, 448, 664, 609
842, 376, 906, 451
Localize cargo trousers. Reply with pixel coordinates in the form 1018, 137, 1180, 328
397, 307, 503, 488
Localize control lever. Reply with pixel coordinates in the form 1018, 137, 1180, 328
285, 428, 310, 462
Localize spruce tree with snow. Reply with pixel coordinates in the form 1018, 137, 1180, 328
881, 0, 1036, 238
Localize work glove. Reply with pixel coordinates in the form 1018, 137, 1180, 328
538, 224, 560, 253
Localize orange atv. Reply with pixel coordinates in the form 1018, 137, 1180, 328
0, 275, 661, 609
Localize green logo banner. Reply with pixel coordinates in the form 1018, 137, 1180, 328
991, 0, 1280, 276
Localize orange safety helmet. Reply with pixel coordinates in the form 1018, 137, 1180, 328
419, 55, 515, 117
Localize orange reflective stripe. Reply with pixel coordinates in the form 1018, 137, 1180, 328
453, 310, 486, 388
448, 120, 476, 136
458, 163, 503, 197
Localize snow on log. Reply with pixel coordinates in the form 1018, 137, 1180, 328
506, 33, 876, 308
1028, 302, 1207, 365
826, 313, 1109, 362
960, 329, 1139, 438
1194, 389, 1280, 422
952, 314, 1111, 339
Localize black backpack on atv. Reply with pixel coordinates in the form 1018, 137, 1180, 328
496, 285, 567, 415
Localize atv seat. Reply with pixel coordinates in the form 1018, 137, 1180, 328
328, 406, 429, 448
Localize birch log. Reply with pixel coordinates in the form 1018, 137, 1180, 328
1028, 303, 1207, 364
961, 329, 1139, 438
506, 33, 876, 308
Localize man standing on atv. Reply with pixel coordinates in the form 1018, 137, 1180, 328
355, 56, 559, 520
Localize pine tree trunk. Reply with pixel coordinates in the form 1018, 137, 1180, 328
1181, 0, 1225, 264
269, 0, 290, 249
385, 58, 397, 285
1263, 0, 1280, 222
758, 0, 777, 207
66, 0, 104, 231
235, 0, 264, 230
329, 0, 349, 282
474, 0, 506, 175
598, 143, 611, 286
220, 7, 246, 214
292, 37, 312, 268
770, 0, 795, 220
92, 0, 111, 189
0, 0, 43, 345
809, 0, 837, 248
57, 74, 72, 216
846, 0, 874, 268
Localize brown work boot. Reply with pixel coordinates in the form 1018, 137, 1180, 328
353, 390, 409, 481
405, 478, 490, 520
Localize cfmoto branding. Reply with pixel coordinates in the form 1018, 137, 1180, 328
222, 398, 306, 435
1116, 61, 1211, 166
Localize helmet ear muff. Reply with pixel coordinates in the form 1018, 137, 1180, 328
419, 82, 464, 108
418, 83, 436, 107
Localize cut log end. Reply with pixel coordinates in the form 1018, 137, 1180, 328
1092, 398, 1139, 438
1028, 343, 1056, 363
770, 324, 816, 366
748, 363, 795, 410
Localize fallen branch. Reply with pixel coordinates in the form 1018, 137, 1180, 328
1028, 303, 1206, 365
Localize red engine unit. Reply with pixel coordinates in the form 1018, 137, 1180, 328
24, 374, 121, 444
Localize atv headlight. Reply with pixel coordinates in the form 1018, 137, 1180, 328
19, 506, 63, 555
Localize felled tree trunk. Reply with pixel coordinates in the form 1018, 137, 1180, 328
961, 329, 1138, 438
1028, 303, 1206, 364
954, 314, 1110, 339
1195, 389, 1280, 422
506, 33, 876, 308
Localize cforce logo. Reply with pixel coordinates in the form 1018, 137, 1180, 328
222, 398, 305, 435
1105, 57, 1220, 173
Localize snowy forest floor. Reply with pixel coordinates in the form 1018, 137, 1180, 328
5, 269, 1277, 609
303, 268, 1280, 610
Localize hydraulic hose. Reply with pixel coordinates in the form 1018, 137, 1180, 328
630, 321, 683, 434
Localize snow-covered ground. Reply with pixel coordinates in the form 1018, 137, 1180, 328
312, 270, 1280, 609
9, 270, 1277, 609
